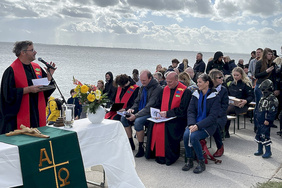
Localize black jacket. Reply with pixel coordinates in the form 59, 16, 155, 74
103, 71, 117, 107
206, 52, 229, 75
228, 80, 254, 104
193, 59, 206, 73
187, 89, 220, 136
255, 60, 278, 90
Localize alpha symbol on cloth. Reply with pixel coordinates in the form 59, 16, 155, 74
39, 141, 70, 187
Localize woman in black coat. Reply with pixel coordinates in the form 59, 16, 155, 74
225, 67, 254, 137
182, 74, 220, 174
209, 69, 229, 157
103, 71, 117, 108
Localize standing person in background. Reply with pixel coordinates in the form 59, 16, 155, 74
206, 51, 229, 75
67, 89, 82, 120
103, 71, 117, 108
121, 70, 162, 158
249, 51, 256, 64
46, 96, 60, 125
132, 69, 142, 87
209, 70, 229, 157
193, 53, 206, 74
0, 41, 56, 134
237, 59, 244, 69
254, 48, 279, 130
248, 48, 263, 88
97, 80, 105, 91
182, 74, 219, 174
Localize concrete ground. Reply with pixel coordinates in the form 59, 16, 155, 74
86, 117, 282, 188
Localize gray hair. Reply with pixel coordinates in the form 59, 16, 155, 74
13, 41, 33, 57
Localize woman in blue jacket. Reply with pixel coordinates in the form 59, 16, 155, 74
182, 74, 220, 174
209, 69, 229, 157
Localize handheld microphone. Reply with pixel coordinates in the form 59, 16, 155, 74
38, 57, 55, 69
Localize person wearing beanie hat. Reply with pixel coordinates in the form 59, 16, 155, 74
206, 51, 229, 75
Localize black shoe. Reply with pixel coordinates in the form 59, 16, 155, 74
129, 138, 135, 150
270, 124, 278, 128
135, 147, 144, 158
155, 157, 166, 165
182, 158, 193, 171
193, 160, 205, 174
225, 131, 230, 138
277, 131, 282, 135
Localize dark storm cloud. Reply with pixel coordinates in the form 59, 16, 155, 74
60, 7, 93, 18
126, 0, 212, 14
92, 0, 120, 7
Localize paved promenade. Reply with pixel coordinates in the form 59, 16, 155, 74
87, 117, 282, 188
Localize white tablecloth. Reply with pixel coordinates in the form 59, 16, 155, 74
0, 119, 145, 188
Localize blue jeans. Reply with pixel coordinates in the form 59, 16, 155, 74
183, 128, 208, 160
254, 84, 262, 129
121, 115, 151, 132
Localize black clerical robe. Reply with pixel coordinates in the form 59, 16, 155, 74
145, 83, 192, 165
0, 60, 55, 134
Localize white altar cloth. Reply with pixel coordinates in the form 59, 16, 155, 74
0, 119, 144, 188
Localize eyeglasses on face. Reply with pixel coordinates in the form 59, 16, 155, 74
216, 76, 223, 79
23, 49, 35, 52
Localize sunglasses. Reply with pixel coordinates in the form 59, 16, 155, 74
216, 76, 223, 79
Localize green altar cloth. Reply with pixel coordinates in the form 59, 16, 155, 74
0, 126, 87, 188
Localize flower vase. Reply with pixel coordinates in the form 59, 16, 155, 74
87, 106, 105, 124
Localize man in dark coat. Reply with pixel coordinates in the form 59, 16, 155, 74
0, 41, 56, 134
193, 52, 206, 74
121, 70, 162, 157
145, 72, 192, 165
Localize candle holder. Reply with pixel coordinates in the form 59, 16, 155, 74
62, 104, 75, 128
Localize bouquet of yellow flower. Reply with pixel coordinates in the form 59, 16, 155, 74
73, 77, 109, 114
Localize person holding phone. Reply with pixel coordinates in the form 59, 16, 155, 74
254, 48, 279, 131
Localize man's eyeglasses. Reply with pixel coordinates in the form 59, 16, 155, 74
216, 76, 223, 79
23, 49, 35, 52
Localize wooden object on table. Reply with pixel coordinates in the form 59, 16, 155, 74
5, 125, 50, 138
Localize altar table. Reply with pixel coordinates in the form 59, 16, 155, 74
0, 119, 145, 188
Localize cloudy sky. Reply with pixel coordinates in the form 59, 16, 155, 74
0, 0, 281, 53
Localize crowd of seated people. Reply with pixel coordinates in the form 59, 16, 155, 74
72, 48, 281, 174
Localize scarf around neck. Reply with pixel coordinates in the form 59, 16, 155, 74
138, 87, 147, 111
196, 89, 209, 123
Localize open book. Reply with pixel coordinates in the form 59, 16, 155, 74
147, 107, 176, 123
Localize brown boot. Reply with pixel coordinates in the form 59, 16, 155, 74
213, 145, 224, 157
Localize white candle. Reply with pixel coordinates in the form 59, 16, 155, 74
66, 109, 72, 121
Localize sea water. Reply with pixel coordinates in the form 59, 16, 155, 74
0, 42, 250, 99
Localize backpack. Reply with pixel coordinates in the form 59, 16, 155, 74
54, 98, 63, 111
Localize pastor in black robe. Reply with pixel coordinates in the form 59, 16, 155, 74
145, 86, 192, 165
0, 64, 55, 134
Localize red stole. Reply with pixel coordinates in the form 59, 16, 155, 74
10, 58, 46, 129
151, 82, 186, 157
105, 84, 138, 119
